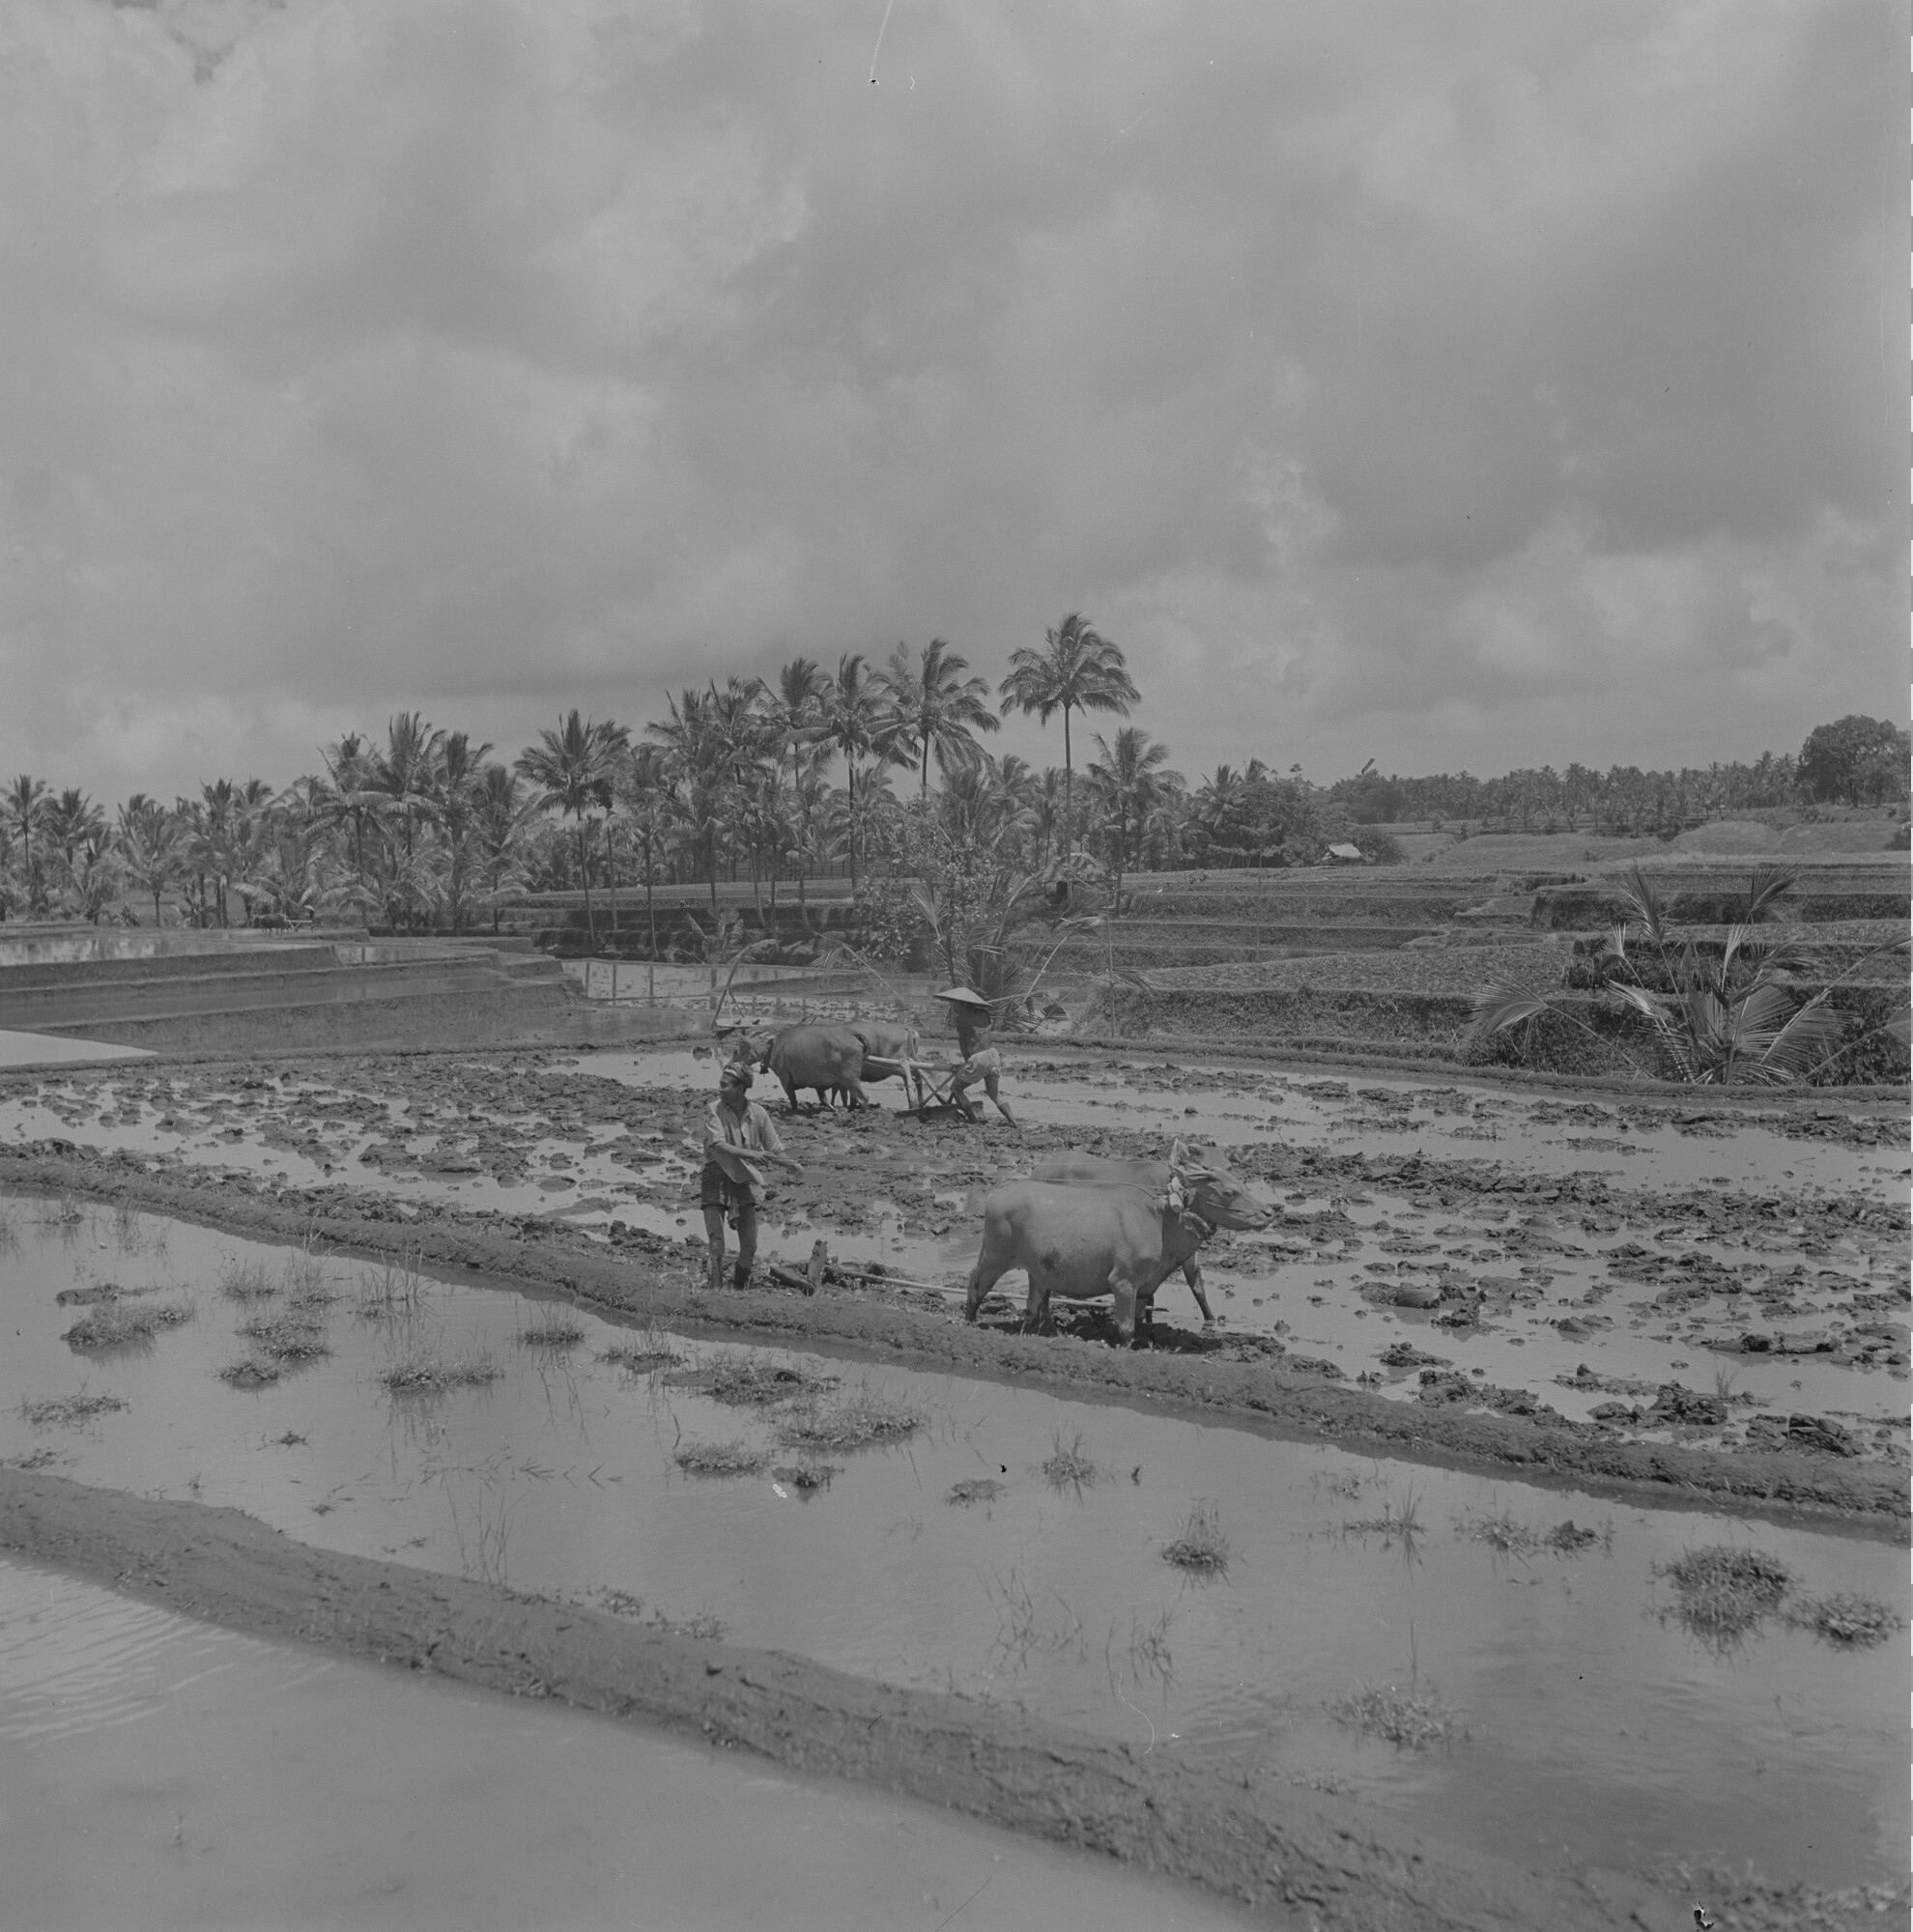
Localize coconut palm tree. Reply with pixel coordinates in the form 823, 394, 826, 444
614, 744, 674, 955
998, 613, 1138, 853
874, 639, 1000, 802
1086, 727, 1182, 901
5, 775, 49, 915
368, 714, 444, 926
472, 763, 536, 932
516, 712, 626, 952
426, 731, 495, 933
117, 797, 183, 926
820, 653, 899, 895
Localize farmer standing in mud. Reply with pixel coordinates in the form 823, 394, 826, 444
700, 1062, 802, 1293
937, 986, 1018, 1126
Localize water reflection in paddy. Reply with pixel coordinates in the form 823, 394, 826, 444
2, 1199, 1899, 1893
0, 1559, 1249, 1932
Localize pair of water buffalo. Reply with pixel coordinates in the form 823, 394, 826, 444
966, 1145, 1272, 1347
727, 1019, 924, 1112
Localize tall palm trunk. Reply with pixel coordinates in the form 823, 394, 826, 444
576, 819, 595, 952
1062, 706, 1073, 854
604, 820, 619, 952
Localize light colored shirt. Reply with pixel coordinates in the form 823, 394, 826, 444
703, 1097, 785, 1203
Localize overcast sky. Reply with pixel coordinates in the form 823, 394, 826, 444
1, 0, 1900, 802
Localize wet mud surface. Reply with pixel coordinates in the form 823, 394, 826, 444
0, 1043, 1903, 1520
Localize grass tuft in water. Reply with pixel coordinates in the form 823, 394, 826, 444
774, 1384, 925, 1454
1328, 1680, 1459, 1750
948, 1477, 1006, 1507
0, 1204, 17, 1253
700, 1352, 837, 1406
517, 1313, 587, 1350
1783, 1590, 1901, 1648
354, 1256, 428, 1321
1657, 1544, 1793, 1640
35, 1194, 85, 1232
21, 1390, 128, 1428
63, 1300, 194, 1350
218, 1357, 282, 1389
1041, 1428, 1100, 1492
770, 1463, 839, 1492
1454, 1507, 1612, 1558
237, 1313, 331, 1361
599, 1338, 680, 1374
1162, 1500, 1232, 1574
673, 1439, 770, 1477
378, 1349, 503, 1395
218, 1257, 279, 1302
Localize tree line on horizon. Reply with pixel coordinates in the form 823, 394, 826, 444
0, 615, 1903, 943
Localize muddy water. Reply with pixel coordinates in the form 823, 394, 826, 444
4, 1201, 1899, 1893
0, 1560, 1250, 1931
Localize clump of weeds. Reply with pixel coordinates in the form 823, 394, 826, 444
774, 1384, 925, 1454
274, 1430, 307, 1446
355, 1256, 428, 1321
279, 1241, 337, 1310
516, 1312, 587, 1350
599, 1323, 679, 1375
1328, 1679, 1460, 1750
673, 1438, 770, 1477
237, 1313, 331, 1363
948, 1477, 1006, 1507
590, 1587, 646, 1621
1783, 1590, 1901, 1648
1454, 1507, 1613, 1560
35, 1194, 85, 1233
218, 1256, 278, 1303
379, 1349, 503, 1395
1162, 1500, 1232, 1576
699, 1352, 836, 1406
218, 1357, 282, 1389
64, 1299, 193, 1350
770, 1463, 839, 1492
1042, 1428, 1100, 1492
21, 1390, 128, 1428
1656, 1544, 1793, 1646
1342, 1486, 1424, 1545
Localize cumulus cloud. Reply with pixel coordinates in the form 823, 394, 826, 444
0, 0, 1898, 799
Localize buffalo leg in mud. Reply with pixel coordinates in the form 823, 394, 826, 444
1183, 1258, 1215, 1324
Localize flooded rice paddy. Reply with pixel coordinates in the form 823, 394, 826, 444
1, 1046, 1903, 1452
0, 1558, 1250, 1932
4, 1198, 1900, 1894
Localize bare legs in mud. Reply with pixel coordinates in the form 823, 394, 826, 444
701, 1204, 759, 1293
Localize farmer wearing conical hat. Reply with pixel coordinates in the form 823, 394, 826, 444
935, 986, 1017, 1125
700, 1061, 802, 1293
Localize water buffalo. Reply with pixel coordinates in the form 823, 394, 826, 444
847, 1017, 925, 1107
1029, 1148, 1263, 1324
759, 1023, 869, 1113
964, 1151, 1272, 1345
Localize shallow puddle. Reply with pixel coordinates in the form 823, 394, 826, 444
2, 1199, 1900, 1893
0, 1558, 1249, 1931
